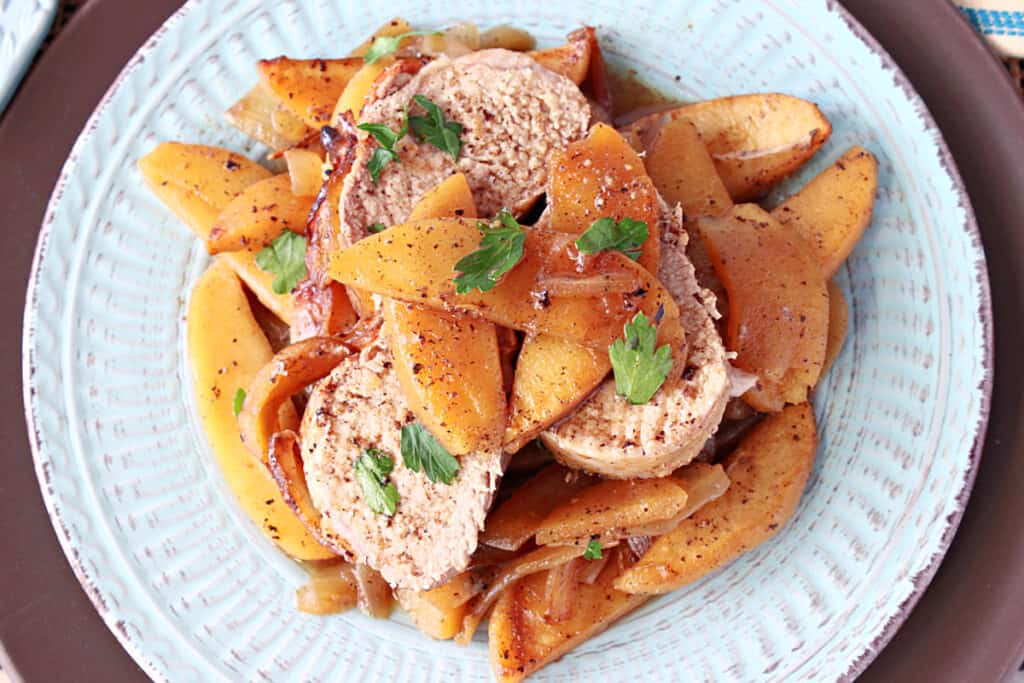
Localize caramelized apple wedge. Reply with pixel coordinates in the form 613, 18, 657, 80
623, 93, 831, 201
481, 464, 597, 551
407, 173, 478, 222
226, 83, 313, 151
771, 145, 878, 276
348, 17, 413, 57
489, 546, 648, 683
529, 30, 591, 85
696, 204, 828, 411
643, 117, 733, 218
138, 143, 271, 237
328, 218, 679, 350
380, 173, 504, 455
187, 260, 330, 560
207, 174, 314, 253
549, 122, 661, 272
534, 477, 689, 546
615, 403, 817, 594
258, 57, 364, 128
504, 335, 610, 452
383, 299, 506, 455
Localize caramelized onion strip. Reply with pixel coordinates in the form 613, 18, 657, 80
239, 336, 351, 466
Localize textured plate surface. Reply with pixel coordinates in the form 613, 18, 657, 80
22, 0, 991, 681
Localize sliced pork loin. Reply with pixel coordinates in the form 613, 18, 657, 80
338, 49, 590, 247
540, 204, 732, 478
301, 341, 504, 591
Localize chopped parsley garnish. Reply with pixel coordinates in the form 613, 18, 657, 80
608, 308, 673, 405
232, 388, 246, 417
367, 222, 387, 234
363, 30, 442, 65
575, 217, 649, 261
409, 95, 463, 160
584, 538, 603, 560
453, 210, 526, 294
255, 230, 307, 294
400, 423, 459, 484
354, 447, 400, 516
358, 116, 409, 184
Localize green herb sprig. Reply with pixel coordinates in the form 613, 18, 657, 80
354, 447, 400, 516
608, 308, 673, 405
453, 210, 526, 294
575, 217, 649, 261
255, 231, 307, 294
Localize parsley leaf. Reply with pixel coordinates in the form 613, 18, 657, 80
354, 447, 400, 516
575, 217, 649, 261
232, 388, 246, 417
367, 222, 387, 234
400, 423, 459, 484
453, 210, 526, 294
608, 309, 673, 404
584, 538, 603, 560
409, 95, 463, 160
358, 116, 409, 184
255, 231, 307, 294
364, 30, 442, 65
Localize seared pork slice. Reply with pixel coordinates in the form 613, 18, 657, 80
302, 341, 503, 591
540, 204, 731, 478
338, 49, 590, 246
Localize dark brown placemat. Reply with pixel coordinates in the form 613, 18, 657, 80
2, 2, 1023, 682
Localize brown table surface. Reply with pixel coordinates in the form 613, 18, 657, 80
3, 1, 1024, 681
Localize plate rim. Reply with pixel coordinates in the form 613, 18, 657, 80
17, 1, 995, 681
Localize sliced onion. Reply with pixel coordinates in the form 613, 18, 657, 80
296, 560, 358, 615
536, 270, 643, 299
353, 563, 395, 619
625, 536, 653, 561
544, 558, 581, 623
576, 552, 610, 585
455, 545, 583, 645
239, 336, 352, 466
267, 430, 350, 557
727, 361, 760, 397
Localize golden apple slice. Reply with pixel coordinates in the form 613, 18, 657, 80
696, 204, 828, 411
383, 298, 506, 455
643, 116, 732, 218
258, 57, 364, 129
623, 93, 831, 201
481, 464, 597, 551
534, 477, 689, 546
615, 403, 817, 594
489, 546, 648, 683
138, 142, 271, 237
549, 122, 661, 272
207, 174, 314, 253
504, 335, 610, 452
771, 145, 878, 277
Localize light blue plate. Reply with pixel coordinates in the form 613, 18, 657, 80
22, 0, 992, 681
0, 0, 58, 114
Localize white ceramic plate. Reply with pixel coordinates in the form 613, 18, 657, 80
23, 0, 992, 681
